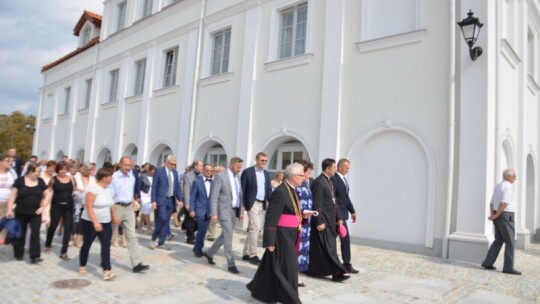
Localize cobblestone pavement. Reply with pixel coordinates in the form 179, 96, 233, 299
1, 225, 539, 304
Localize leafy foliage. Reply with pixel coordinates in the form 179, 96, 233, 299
0, 111, 36, 161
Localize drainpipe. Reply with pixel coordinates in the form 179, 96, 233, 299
442, 0, 457, 259
185, 0, 207, 162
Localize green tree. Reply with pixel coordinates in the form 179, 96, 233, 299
0, 111, 36, 161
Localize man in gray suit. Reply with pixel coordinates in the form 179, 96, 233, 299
182, 160, 203, 244
203, 157, 244, 274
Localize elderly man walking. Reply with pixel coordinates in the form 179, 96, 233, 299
481, 169, 521, 275
110, 156, 149, 273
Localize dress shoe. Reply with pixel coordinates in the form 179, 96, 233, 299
298, 282, 306, 287
249, 256, 261, 265
481, 264, 496, 270
228, 266, 240, 274
203, 252, 215, 265
186, 239, 195, 245
15, 257, 24, 261
206, 237, 215, 241
345, 265, 359, 274
194, 251, 203, 258
502, 269, 522, 275
156, 244, 172, 250
242, 255, 250, 261
132, 263, 150, 273
331, 274, 350, 282
30, 257, 43, 264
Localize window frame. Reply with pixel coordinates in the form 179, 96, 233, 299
133, 58, 147, 96
162, 46, 179, 88
211, 28, 232, 75
278, 3, 308, 59
141, 0, 153, 18
62, 86, 71, 115
81, 25, 92, 46
108, 69, 120, 103
116, 1, 127, 32
81, 78, 93, 110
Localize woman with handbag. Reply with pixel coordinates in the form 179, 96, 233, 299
6, 162, 51, 263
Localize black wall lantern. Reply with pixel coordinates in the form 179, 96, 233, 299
457, 10, 484, 61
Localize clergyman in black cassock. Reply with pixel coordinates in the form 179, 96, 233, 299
306, 158, 350, 282
247, 163, 305, 304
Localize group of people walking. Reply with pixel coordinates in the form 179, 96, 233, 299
0, 145, 521, 303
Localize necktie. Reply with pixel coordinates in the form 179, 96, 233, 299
168, 170, 174, 197
234, 175, 240, 208
343, 176, 350, 193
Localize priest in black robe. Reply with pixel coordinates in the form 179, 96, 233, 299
247, 163, 308, 304
306, 158, 350, 282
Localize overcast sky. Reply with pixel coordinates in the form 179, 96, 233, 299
0, 0, 103, 116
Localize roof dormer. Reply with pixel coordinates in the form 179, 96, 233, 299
74, 10, 102, 48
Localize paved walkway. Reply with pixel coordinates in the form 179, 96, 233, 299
0, 226, 539, 304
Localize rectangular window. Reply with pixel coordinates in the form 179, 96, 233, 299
163, 47, 178, 87
142, 0, 152, 18
43, 94, 53, 119
63, 87, 71, 115
211, 29, 231, 75
279, 3, 307, 59
116, 1, 127, 32
83, 78, 92, 109
528, 28, 535, 79
133, 59, 146, 95
108, 69, 120, 102
81, 26, 91, 46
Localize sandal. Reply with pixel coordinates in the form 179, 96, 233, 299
79, 267, 87, 276
60, 253, 70, 261
102, 270, 117, 281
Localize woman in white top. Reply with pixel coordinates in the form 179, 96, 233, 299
72, 162, 96, 247
0, 153, 17, 220
139, 164, 155, 232
79, 167, 119, 281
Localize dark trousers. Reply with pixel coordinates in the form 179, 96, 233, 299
13, 213, 42, 259
193, 215, 210, 254
181, 206, 197, 242
482, 212, 515, 272
339, 221, 352, 266
152, 199, 174, 245
79, 219, 112, 270
46, 203, 73, 254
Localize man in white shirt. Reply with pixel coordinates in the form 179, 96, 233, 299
481, 169, 521, 275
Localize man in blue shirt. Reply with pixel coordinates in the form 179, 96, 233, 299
110, 156, 149, 273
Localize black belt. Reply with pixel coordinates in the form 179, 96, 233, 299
255, 199, 265, 203
116, 202, 131, 207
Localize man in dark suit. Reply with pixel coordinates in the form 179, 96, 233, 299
204, 157, 244, 274
240, 152, 272, 265
190, 163, 214, 257
182, 160, 203, 244
306, 158, 350, 282
151, 155, 183, 250
7, 147, 24, 177
331, 158, 358, 274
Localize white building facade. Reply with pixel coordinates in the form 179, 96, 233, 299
36, 0, 540, 263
